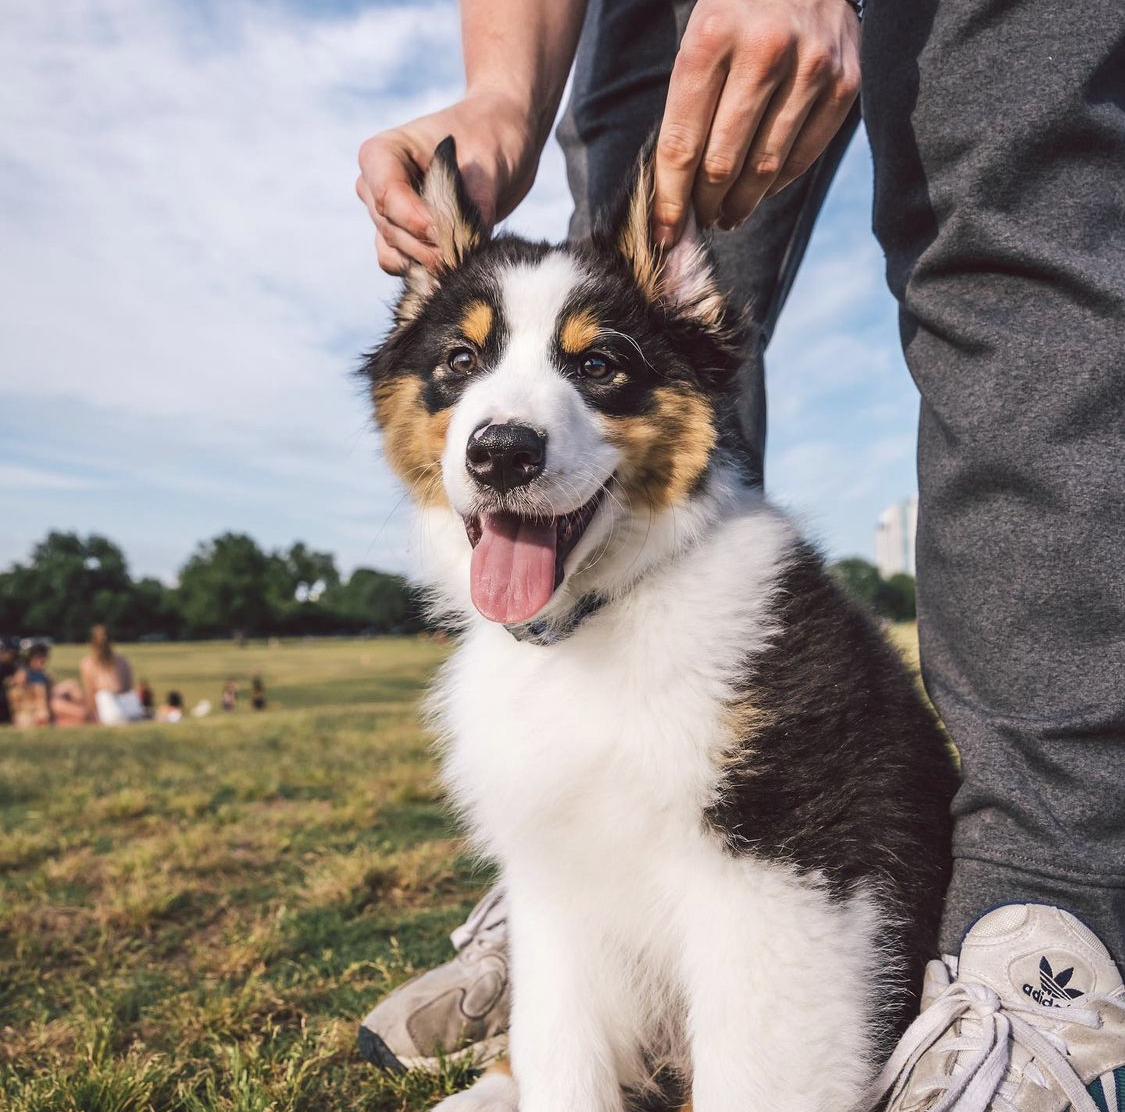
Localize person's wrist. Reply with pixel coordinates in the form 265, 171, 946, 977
463, 82, 551, 151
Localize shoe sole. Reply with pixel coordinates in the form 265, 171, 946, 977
357, 1028, 509, 1075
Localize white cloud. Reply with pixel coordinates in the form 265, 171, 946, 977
1, 0, 456, 419
0, 465, 101, 491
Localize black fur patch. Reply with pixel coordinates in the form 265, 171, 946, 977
705, 544, 958, 1040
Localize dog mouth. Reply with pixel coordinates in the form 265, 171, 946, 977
464, 488, 606, 625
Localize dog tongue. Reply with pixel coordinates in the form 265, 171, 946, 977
470, 513, 557, 624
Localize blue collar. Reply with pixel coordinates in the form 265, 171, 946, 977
505, 592, 608, 647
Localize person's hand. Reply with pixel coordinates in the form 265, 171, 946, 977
357, 92, 541, 275
652, 0, 860, 245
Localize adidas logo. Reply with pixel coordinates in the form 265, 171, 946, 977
1022, 956, 1085, 1007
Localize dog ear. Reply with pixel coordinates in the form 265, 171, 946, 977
609, 149, 725, 328
398, 136, 488, 323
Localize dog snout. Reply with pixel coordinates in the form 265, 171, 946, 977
466, 423, 547, 492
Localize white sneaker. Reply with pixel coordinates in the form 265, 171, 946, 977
868, 904, 1125, 1112
358, 888, 510, 1072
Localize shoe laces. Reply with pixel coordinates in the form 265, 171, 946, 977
866, 976, 1111, 1112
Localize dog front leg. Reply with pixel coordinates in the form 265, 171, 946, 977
506, 893, 625, 1112
682, 877, 879, 1112
432, 1061, 519, 1112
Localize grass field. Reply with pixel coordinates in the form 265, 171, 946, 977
886, 620, 920, 674
0, 637, 490, 1112
1, 627, 922, 1112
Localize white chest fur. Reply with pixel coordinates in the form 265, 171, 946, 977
434, 504, 793, 873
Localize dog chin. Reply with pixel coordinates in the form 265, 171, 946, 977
460, 485, 611, 626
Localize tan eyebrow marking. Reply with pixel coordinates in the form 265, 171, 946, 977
459, 301, 494, 347
559, 308, 600, 355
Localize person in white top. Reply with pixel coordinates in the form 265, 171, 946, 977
80, 625, 143, 725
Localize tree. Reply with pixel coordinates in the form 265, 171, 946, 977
175, 533, 279, 639
0, 560, 34, 633
280, 543, 340, 602
876, 573, 917, 622
5, 532, 134, 642
830, 558, 882, 610
125, 577, 183, 640
323, 568, 423, 633
1, 529, 420, 641
830, 558, 917, 622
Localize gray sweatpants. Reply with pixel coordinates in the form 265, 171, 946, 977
559, 0, 1125, 970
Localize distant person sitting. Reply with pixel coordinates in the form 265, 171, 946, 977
250, 676, 266, 711
81, 625, 143, 725
157, 691, 184, 723
8, 643, 52, 727
0, 636, 20, 725
221, 680, 238, 712
11, 643, 87, 727
137, 679, 155, 719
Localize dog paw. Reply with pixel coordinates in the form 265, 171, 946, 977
432, 1070, 518, 1112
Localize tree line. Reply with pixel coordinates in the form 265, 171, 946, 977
0, 531, 916, 645
830, 558, 917, 622
0, 532, 428, 643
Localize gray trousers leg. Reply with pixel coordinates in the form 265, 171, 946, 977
554, 0, 1125, 973
557, 0, 859, 485
863, 0, 1125, 970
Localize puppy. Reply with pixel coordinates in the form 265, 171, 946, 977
363, 139, 956, 1112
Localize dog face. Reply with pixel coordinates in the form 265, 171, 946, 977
365, 139, 742, 629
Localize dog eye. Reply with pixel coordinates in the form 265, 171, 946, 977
448, 348, 477, 375
580, 354, 615, 382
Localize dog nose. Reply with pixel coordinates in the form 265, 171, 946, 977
466, 423, 546, 492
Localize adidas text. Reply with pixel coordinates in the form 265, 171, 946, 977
1023, 983, 1067, 1007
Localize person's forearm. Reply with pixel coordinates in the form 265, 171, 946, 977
461, 0, 588, 146
356, 0, 589, 273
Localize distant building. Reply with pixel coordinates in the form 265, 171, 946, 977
875, 496, 918, 578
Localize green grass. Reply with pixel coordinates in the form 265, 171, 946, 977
1, 627, 925, 1112
0, 637, 488, 1112
42, 637, 450, 717
885, 621, 920, 674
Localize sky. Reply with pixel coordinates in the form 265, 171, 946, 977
0, 0, 920, 584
